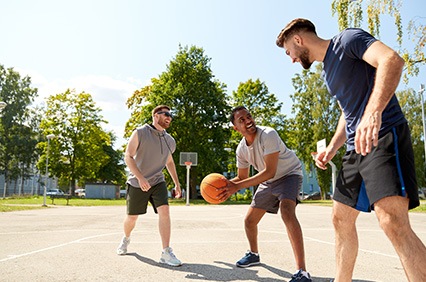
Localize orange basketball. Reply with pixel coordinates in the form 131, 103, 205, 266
200, 173, 228, 204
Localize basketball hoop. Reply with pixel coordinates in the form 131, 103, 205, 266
311, 152, 318, 160
184, 161, 192, 168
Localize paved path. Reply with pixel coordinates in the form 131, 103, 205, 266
0, 204, 425, 281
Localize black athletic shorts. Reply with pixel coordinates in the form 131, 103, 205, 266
333, 122, 419, 212
126, 182, 169, 215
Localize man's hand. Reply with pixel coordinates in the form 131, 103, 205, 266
315, 147, 337, 170
355, 111, 381, 156
137, 177, 151, 191
174, 185, 182, 198
217, 179, 239, 201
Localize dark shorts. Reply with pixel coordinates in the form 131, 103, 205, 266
251, 174, 302, 214
334, 122, 419, 212
126, 182, 169, 215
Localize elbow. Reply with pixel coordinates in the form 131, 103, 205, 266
264, 170, 277, 181
124, 155, 132, 166
396, 55, 405, 70
391, 52, 405, 72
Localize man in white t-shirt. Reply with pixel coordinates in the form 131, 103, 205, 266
218, 106, 311, 282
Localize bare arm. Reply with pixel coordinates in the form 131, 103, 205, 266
355, 40, 404, 155
124, 130, 151, 191
316, 112, 347, 170
219, 152, 279, 199
165, 154, 181, 198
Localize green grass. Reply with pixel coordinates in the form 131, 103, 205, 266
0, 195, 252, 212
300, 199, 426, 213
412, 201, 426, 212
1, 195, 425, 213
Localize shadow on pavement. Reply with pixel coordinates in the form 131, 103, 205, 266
126, 252, 370, 282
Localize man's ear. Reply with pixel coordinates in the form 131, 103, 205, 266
294, 34, 303, 46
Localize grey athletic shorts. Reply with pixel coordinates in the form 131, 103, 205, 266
250, 174, 302, 214
126, 182, 169, 215
333, 122, 419, 212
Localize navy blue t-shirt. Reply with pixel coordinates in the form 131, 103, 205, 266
322, 28, 406, 151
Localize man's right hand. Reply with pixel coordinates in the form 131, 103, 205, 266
138, 177, 151, 191
315, 148, 336, 170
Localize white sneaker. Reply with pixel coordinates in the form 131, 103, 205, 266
159, 247, 182, 266
117, 236, 130, 255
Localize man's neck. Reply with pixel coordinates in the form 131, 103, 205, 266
150, 123, 164, 131
244, 127, 258, 146
312, 38, 331, 63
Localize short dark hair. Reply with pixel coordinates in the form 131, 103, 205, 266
276, 18, 316, 48
230, 106, 248, 125
152, 105, 171, 116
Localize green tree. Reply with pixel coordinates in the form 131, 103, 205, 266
331, 0, 425, 83
39, 89, 112, 194
126, 45, 230, 199
397, 88, 425, 187
290, 64, 343, 197
229, 79, 290, 177
92, 133, 127, 187
331, 0, 403, 43
0, 65, 38, 197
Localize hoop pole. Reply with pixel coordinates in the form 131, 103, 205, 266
185, 163, 191, 206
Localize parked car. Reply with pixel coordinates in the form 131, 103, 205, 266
75, 189, 86, 198
305, 191, 321, 200
46, 189, 64, 196
119, 189, 127, 198
299, 191, 309, 201
418, 189, 426, 200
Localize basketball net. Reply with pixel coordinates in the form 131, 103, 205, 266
185, 161, 192, 168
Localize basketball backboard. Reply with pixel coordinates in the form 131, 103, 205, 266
179, 152, 198, 166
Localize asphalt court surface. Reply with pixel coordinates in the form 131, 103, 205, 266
1, 203, 425, 281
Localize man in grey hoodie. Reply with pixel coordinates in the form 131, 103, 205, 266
117, 105, 182, 266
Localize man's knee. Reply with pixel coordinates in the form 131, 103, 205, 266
157, 204, 170, 216
244, 216, 258, 228
375, 197, 410, 237
332, 202, 358, 230
126, 215, 138, 224
280, 200, 296, 222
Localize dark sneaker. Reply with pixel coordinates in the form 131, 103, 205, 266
289, 269, 312, 282
236, 251, 260, 268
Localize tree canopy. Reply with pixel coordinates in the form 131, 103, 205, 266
0, 65, 38, 197
290, 64, 343, 195
126, 45, 231, 198
39, 89, 116, 193
331, 0, 425, 83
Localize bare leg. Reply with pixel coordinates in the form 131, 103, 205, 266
244, 207, 266, 253
280, 199, 306, 271
374, 196, 426, 281
157, 205, 171, 249
333, 201, 360, 282
124, 215, 138, 237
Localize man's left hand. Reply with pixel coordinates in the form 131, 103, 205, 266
355, 111, 381, 156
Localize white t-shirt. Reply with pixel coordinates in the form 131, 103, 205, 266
236, 126, 302, 183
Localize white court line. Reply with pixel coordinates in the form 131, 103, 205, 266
0, 232, 121, 263
0, 228, 399, 263
303, 236, 399, 259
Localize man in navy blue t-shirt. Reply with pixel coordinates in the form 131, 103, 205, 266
276, 18, 425, 281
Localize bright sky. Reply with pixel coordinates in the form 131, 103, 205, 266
1, 0, 425, 149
